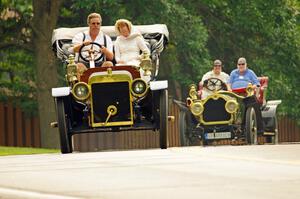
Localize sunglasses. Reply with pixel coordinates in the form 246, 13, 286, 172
214, 65, 221, 67
238, 63, 245, 66
91, 22, 100, 25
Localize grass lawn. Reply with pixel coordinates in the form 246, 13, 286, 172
0, 146, 60, 156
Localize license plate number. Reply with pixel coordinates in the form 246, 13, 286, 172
205, 132, 231, 140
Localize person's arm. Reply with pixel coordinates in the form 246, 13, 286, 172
103, 35, 114, 61
227, 83, 232, 92
227, 72, 234, 91
114, 40, 122, 63
73, 41, 91, 53
250, 70, 260, 87
72, 33, 88, 53
137, 36, 150, 55
101, 46, 114, 61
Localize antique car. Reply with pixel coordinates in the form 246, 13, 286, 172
51, 24, 170, 153
176, 77, 281, 146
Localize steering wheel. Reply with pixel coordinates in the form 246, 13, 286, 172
203, 77, 227, 92
79, 42, 104, 63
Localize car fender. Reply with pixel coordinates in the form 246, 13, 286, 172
52, 87, 71, 97
149, 80, 168, 91
262, 100, 282, 132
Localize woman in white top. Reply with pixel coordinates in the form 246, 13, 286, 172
114, 19, 150, 66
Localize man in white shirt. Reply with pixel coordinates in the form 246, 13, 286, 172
198, 59, 229, 99
72, 13, 114, 77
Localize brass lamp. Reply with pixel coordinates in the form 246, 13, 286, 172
66, 54, 78, 84
139, 52, 152, 76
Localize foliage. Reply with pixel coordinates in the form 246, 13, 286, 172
181, 0, 300, 120
0, 0, 36, 114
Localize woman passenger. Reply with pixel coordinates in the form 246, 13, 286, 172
114, 19, 150, 66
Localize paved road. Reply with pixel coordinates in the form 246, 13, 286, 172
0, 144, 300, 199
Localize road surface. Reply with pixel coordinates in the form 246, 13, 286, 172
0, 144, 300, 199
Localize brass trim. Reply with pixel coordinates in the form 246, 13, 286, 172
89, 73, 134, 128
71, 82, 91, 101
131, 78, 149, 97
92, 121, 133, 127
188, 84, 198, 100
107, 105, 117, 116
225, 100, 239, 114
246, 83, 254, 96
198, 93, 237, 125
190, 101, 204, 116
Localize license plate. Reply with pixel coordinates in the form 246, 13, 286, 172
205, 132, 231, 140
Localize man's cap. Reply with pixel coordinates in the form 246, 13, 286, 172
237, 57, 247, 64
213, 59, 222, 66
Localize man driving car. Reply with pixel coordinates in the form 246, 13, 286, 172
198, 59, 229, 99
72, 13, 114, 78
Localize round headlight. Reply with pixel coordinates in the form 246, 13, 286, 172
131, 79, 147, 97
72, 82, 90, 101
225, 100, 238, 113
190, 101, 204, 116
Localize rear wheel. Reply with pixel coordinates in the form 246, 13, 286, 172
56, 98, 73, 154
270, 116, 279, 144
159, 89, 168, 149
245, 107, 258, 145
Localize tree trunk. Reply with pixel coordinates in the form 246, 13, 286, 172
32, 0, 63, 148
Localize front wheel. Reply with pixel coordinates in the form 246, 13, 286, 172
245, 107, 258, 145
56, 97, 73, 154
159, 89, 168, 149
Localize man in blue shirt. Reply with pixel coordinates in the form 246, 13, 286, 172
227, 57, 260, 91
228, 57, 264, 134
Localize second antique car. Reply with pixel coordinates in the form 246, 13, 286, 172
51, 24, 170, 153
176, 77, 281, 146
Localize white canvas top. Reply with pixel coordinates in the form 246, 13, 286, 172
52, 24, 169, 44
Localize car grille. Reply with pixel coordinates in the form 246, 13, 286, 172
91, 82, 132, 125
202, 98, 231, 123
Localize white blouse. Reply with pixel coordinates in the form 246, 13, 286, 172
114, 32, 150, 66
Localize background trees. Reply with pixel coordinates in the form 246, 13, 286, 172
0, 0, 299, 148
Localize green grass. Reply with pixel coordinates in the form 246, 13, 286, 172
0, 146, 60, 156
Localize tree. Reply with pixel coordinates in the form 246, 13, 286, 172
32, 0, 63, 148
0, 0, 36, 113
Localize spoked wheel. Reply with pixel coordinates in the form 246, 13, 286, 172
159, 89, 168, 149
56, 97, 73, 154
245, 107, 258, 145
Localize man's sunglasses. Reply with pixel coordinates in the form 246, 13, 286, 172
238, 63, 245, 66
91, 22, 100, 25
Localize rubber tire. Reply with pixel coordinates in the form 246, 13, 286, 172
56, 98, 73, 154
159, 89, 168, 149
272, 116, 279, 144
245, 107, 258, 145
179, 111, 188, 146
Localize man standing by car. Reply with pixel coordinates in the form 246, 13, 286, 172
198, 59, 229, 99
228, 57, 264, 134
72, 13, 114, 76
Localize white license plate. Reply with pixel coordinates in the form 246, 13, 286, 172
205, 132, 231, 140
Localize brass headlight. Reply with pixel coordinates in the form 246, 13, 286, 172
72, 82, 90, 101
131, 78, 148, 97
225, 100, 239, 113
190, 101, 204, 116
